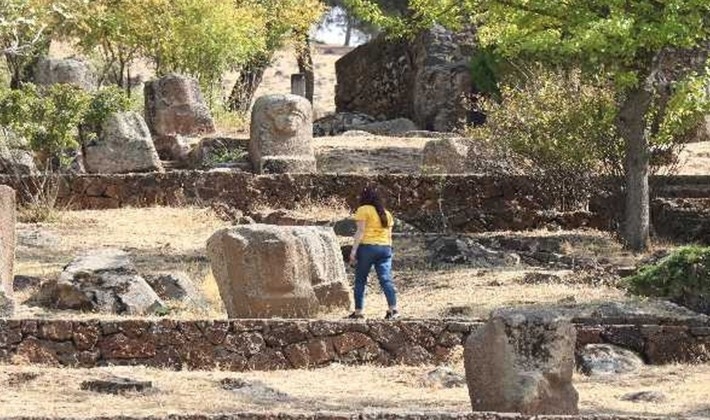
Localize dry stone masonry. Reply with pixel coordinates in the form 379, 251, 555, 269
464, 308, 579, 415
0, 186, 15, 316
0, 318, 707, 371
144, 73, 216, 139
249, 94, 317, 174
336, 25, 477, 132
207, 225, 350, 318
83, 112, 164, 174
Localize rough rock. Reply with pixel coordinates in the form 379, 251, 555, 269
144, 272, 203, 304
13, 275, 43, 292
219, 378, 290, 401
691, 115, 710, 142
0, 186, 15, 316
620, 391, 667, 403
33, 57, 96, 91
0, 148, 37, 175
423, 366, 466, 388
357, 118, 418, 136
249, 94, 316, 174
84, 112, 163, 174
313, 112, 378, 137
336, 25, 478, 132
578, 344, 645, 376
206, 225, 350, 318
189, 137, 249, 170
27, 248, 164, 315
81, 376, 153, 394
153, 135, 190, 161
421, 138, 470, 173
144, 73, 215, 137
427, 237, 516, 267
333, 218, 357, 237
464, 308, 579, 415
519, 272, 565, 285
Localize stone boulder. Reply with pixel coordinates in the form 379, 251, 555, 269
0, 148, 37, 175
83, 112, 163, 174
152, 134, 190, 161
578, 344, 644, 376
33, 57, 96, 91
144, 73, 216, 137
0, 186, 15, 316
28, 248, 164, 315
313, 112, 378, 137
206, 225, 351, 318
692, 115, 710, 143
144, 272, 204, 304
421, 137, 470, 173
249, 95, 316, 174
464, 308, 579, 415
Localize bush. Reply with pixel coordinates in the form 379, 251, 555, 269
625, 246, 710, 315
0, 84, 131, 168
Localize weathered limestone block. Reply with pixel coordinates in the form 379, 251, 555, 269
464, 308, 579, 415
144, 73, 216, 137
249, 94, 316, 174
421, 138, 470, 174
206, 225, 350, 318
33, 57, 97, 91
0, 186, 15, 316
84, 112, 163, 174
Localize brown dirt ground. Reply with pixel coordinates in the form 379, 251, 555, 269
0, 360, 708, 417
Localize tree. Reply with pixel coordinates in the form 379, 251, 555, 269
227, 0, 324, 113
0, 0, 67, 88
349, 0, 710, 251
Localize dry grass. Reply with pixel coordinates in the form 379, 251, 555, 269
0, 361, 708, 417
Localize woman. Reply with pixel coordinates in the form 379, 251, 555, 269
348, 185, 399, 320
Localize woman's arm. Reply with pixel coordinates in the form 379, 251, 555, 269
349, 220, 366, 265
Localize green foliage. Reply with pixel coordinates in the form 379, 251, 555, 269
82, 86, 131, 142
0, 83, 130, 165
467, 68, 623, 178
625, 246, 710, 314
0, 84, 90, 162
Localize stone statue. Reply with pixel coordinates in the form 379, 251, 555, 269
249, 94, 316, 174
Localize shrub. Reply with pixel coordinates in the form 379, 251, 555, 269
81, 86, 132, 143
625, 246, 710, 315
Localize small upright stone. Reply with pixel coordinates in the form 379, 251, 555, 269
81, 376, 152, 394
421, 137, 470, 173
0, 186, 15, 316
83, 112, 163, 174
249, 94, 316, 174
144, 73, 216, 137
464, 307, 579, 415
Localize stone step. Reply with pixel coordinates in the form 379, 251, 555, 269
0, 318, 707, 371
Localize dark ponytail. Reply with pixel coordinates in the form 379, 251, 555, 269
359, 185, 389, 228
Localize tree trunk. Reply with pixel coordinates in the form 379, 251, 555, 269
296, 35, 315, 103
228, 57, 269, 114
617, 86, 654, 251
344, 14, 353, 47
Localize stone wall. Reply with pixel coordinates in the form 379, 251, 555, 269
0, 186, 15, 316
0, 319, 707, 371
0, 413, 676, 420
3, 173, 710, 242
335, 26, 478, 131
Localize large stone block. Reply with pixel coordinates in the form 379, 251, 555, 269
0, 186, 15, 316
249, 94, 316, 174
336, 25, 478, 132
206, 225, 350, 318
84, 112, 163, 174
464, 308, 579, 415
33, 57, 97, 91
144, 73, 216, 137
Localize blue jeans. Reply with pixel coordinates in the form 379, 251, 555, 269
354, 244, 397, 310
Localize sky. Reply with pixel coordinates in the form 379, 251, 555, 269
310, 7, 370, 47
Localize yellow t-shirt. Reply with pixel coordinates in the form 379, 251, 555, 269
354, 205, 393, 246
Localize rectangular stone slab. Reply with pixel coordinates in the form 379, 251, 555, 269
0, 185, 15, 316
